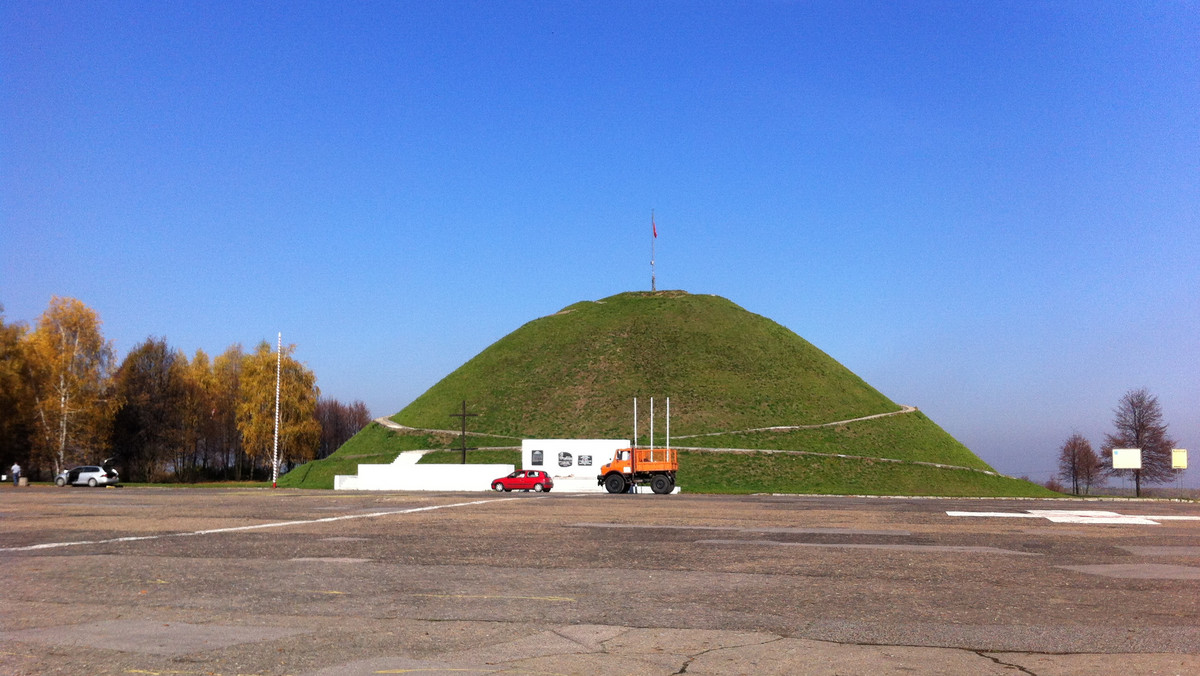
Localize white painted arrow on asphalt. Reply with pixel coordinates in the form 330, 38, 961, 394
946, 509, 1200, 525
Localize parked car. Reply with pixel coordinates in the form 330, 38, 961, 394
55, 462, 120, 487
491, 469, 553, 493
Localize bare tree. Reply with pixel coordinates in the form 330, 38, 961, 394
1102, 388, 1177, 497
1078, 443, 1104, 496
1057, 433, 1103, 496
1043, 476, 1066, 493
316, 398, 372, 459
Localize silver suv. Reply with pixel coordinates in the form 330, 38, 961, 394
55, 462, 120, 487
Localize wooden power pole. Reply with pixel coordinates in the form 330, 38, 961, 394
450, 400, 478, 464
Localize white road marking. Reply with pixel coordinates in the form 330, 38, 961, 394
696, 539, 1038, 555
0, 497, 520, 553
571, 522, 911, 536
947, 509, 1200, 525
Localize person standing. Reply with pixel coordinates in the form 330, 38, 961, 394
10, 462, 20, 487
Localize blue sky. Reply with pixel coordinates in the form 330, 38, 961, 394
3, 1, 1197, 485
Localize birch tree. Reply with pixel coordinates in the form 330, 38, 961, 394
25, 297, 118, 474
236, 340, 320, 477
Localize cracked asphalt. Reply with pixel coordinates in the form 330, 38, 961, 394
2, 486, 1199, 675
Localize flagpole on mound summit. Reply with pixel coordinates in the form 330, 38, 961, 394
650, 209, 657, 292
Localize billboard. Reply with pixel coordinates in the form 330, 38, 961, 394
521, 439, 630, 477
1111, 448, 1142, 470
1172, 449, 1188, 469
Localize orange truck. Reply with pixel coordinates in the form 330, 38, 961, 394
597, 447, 678, 494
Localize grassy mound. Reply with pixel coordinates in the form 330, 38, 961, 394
394, 291, 899, 437
283, 429, 1050, 497
285, 290, 1034, 495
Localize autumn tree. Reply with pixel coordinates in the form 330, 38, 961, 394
212, 345, 246, 479
180, 353, 226, 477
1057, 433, 1103, 496
111, 338, 190, 482
1102, 388, 1178, 497
316, 397, 372, 459
0, 306, 35, 470
237, 340, 320, 478
25, 297, 118, 475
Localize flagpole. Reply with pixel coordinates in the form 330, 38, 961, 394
272, 332, 281, 489
650, 209, 656, 292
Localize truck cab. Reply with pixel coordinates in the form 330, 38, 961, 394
598, 447, 677, 494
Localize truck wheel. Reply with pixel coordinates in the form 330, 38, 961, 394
651, 474, 672, 494
533, 483, 545, 492
604, 473, 626, 494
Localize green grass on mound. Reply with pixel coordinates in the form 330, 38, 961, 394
283, 291, 1013, 495
326, 423, 452, 457
417, 449, 521, 465
679, 451, 1055, 497
393, 291, 898, 438
281, 421, 1050, 496
682, 411, 993, 471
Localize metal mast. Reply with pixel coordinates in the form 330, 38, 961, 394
650, 210, 656, 292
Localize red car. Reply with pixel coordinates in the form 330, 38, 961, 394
491, 469, 553, 493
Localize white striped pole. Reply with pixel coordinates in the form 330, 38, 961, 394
272, 332, 281, 489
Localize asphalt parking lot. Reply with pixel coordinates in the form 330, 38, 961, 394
2, 486, 1199, 675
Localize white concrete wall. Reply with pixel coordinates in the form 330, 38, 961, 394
336, 463, 514, 491
522, 439, 629, 478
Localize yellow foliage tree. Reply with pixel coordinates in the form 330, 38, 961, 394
236, 340, 320, 477
213, 345, 246, 477
25, 297, 118, 474
0, 306, 35, 467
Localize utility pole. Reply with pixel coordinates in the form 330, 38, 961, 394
450, 400, 478, 464
650, 210, 657, 292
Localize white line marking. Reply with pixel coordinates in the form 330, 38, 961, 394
696, 539, 1038, 555
947, 509, 1200, 526
946, 511, 1040, 519
1, 498, 519, 553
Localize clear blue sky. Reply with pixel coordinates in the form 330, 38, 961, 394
3, 1, 1197, 484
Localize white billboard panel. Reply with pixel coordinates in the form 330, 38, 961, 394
1172, 449, 1188, 469
1112, 448, 1142, 470
522, 439, 630, 478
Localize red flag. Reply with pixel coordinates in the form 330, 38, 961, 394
652, 215, 657, 238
